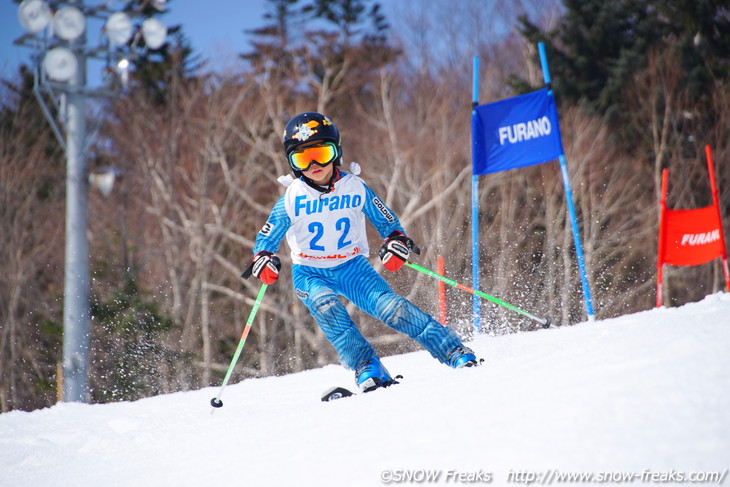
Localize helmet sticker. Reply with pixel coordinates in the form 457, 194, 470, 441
293, 120, 320, 141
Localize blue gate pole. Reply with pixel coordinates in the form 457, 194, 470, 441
471, 56, 481, 333
538, 43, 596, 321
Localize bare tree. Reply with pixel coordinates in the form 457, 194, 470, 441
0, 86, 64, 412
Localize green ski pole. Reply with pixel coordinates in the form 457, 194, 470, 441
210, 283, 268, 409
405, 261, 552, 328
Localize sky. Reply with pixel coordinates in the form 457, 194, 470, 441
0, 1, 270, 83
0, 0, 404, 85
2, 292, 729, 486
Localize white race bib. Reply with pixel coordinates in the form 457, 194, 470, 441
283, 174, 369, 267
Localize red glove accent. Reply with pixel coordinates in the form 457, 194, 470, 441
378, 231, 420, 272
251, 251, 281, 284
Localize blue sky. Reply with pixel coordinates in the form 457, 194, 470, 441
1, 0, 406, 84
1, 1, 544, 89
1, 1, 270, 82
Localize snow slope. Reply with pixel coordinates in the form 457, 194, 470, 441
2, 294, 729, 487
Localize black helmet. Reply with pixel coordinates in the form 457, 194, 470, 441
282, 112, 342, 175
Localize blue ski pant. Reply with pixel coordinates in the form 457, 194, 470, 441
292, 256, 462, 370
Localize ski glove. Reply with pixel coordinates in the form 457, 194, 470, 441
378, 230, 420, 272
242, 250, 281, 284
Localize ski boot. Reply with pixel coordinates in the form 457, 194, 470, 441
447, 346, 478, 368
355, 356, 393, 392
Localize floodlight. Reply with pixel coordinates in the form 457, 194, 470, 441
89, 168, 120, 197
105, 12, 133, 47
18, 0, 51, 34
151, 0, 167, 12
141, 18, 167, 49
52, 6, 86, 41
117, 58, 130, 88
43, 47, 78, 82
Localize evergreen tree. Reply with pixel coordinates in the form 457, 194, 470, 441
515, 0, 730, 122
308, 0, 390, 47
657, 0, 730, 98
241, 0, 308, 75
132, 28, 204, 106
304, 0, 398, 85
241, 0, 399, 108
89, 273, 186, 402
111, 0, 204, 106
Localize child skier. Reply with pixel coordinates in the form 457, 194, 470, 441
244, 112, 477, 392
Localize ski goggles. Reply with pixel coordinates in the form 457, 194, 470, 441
288, 142, 338, 171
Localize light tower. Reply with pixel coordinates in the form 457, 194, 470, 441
14, 0, 168, 403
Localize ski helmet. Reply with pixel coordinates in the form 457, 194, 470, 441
282, 112, 342, 175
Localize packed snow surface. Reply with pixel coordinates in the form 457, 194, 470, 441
2, 294, 729, 487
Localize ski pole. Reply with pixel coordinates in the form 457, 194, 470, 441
210, 283, 268, 409
405, 261, 553, 328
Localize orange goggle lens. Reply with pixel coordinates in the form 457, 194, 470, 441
289, 143, 337, 171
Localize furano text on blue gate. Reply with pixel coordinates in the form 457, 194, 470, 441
499, 116, 552, 145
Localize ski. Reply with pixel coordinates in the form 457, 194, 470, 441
321, 375, 403, 402
319, 358, 484, 402
321, 386, 355, 402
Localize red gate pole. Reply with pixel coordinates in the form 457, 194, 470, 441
705, 145, 730, 291
437, 256, 447, 325
656, 169, 669, 307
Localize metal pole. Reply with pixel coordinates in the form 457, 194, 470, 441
62, 39, 90, 403
15, 0, 168, 404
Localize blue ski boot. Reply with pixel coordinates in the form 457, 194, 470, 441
355, 356, 393, 392
447, 346, 478, 368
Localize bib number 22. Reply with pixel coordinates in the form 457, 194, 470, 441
308, 217, 351, 251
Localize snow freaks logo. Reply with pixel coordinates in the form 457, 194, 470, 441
498, 116, 552, 146
380, 469, 492, 484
